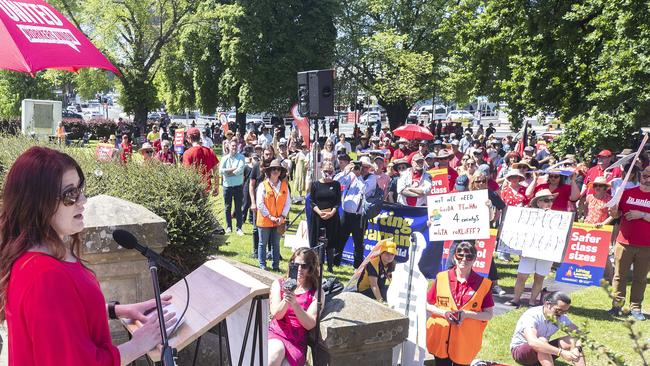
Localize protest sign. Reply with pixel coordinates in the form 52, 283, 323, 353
341, 203, 443, 279
95, 143, 114, 162
427, 190, 490, 241
555, 223, 613, 286
440, 229, 497, 278
498, 207, 574, 262
428, 168, 449, 195
173, 128, 185, 155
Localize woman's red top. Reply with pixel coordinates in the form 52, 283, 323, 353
6, 252, 120, 366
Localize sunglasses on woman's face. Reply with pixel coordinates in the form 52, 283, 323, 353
59, 185, 85, 206
455, 252, 475, 261
269, 167, 281, 172
593, 184, 607, 189
539, 198, 554, 203
474, 179, 487, 184
292, 262, 311, 270
548, 175, 560, 179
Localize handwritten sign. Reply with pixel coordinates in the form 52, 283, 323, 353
498, 207, 574, 262
173, 128, 185, 155
555, 223, 613, 286
440, 229, 497, 277
428, 168, 449, 195
95, 143, 114, 162
427, 190, 490, 241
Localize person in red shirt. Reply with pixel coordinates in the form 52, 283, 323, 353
500, 169, 529, 207
391, 137, 411, 161
526, 170, 580, 211
0, 147, 176, 366
433, 149, 459, 191
449, 140, 464, 169
407, 140, 429, 164
156, 140, 176, 164
582, 149, 622, 196
608, 166, 650, 320
119, 134, 133, 163
182, 127, 220, 194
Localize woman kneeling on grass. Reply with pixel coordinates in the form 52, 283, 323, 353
268, 248, 324, 366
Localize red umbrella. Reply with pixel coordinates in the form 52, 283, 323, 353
393, 123, 434, 141
0, 0, 120, 75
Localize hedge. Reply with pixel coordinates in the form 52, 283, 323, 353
0, 136, 224, 289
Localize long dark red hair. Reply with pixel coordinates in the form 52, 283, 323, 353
0, 147, 85, 321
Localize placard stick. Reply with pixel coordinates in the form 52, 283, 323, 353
605, 153, 635, 172
606, 133, 649, 208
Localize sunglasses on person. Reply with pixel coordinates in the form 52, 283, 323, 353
474, 179, 487, 184
59, 184, 86, 206
538, 198, 554, 203
642, 174, 650, 180
548, 175, 561, 179
593, 184, 608, 189
292, 262, 311, 270
454, 252, 476, 261
269, 167, 281, 172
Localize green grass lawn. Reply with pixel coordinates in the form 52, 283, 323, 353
479, 259, 650, 365
210, 195, 356, 285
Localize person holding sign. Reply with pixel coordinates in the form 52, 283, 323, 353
356, 239, 397, 302
426, 242, 494, 366
608, 165, 650, 321
505, 189, 558, 308
526, 170, 580, 212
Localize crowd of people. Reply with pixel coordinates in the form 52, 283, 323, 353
24, 115, 647, 366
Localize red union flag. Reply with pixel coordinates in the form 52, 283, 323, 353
0, 0, 120, 74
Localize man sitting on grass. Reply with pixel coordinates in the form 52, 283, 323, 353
510, 292, 585, 366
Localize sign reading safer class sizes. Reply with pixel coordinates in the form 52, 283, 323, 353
427, 190, 491, 241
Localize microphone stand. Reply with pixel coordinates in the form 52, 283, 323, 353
313, 236, 326, 366
148, 258, 176, 366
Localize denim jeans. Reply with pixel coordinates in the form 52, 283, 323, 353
223, 185, 243, 230
251, 210, 259, 254
258, 226, 280, 269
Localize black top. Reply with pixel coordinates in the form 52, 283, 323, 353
310, 180, 341, 210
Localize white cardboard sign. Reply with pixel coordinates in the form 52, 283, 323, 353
427, 190, 491, 241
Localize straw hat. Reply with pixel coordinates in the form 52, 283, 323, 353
512, 161, 534, 170
530, 189, 558, 208
139, 142, 154, 152
505, 169, 526, 180
592, 176, 611, 187
359, 156, 377, 170
435, 149, 453, 159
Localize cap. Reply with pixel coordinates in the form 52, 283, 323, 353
337, 153, 351, 161
477, 164, 491, 174
597, 149, 613, 158
412, 153, 425, 162
279, 138, 287, 145
454, 175, 470, 191
433, 139, 442, 145
419, 140, 428, 145
187, 127, 200, 137
524, 146, 535, 152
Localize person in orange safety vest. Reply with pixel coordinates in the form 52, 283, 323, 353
426, 241, 495, 366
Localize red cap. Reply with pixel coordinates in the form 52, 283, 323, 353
597, 149, 612, 157
186, 127, 200, 137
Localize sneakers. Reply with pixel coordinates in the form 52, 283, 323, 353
607, 306, 622, 317
225, 227, 232, 234
236, 228, 244, 236
630, 310, 646, 321
493, 285, 506, 297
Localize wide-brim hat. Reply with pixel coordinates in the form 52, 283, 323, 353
512, 162, 534, 170
592, 176, 611, 187
530, 189, 559, 208
505, 169, 526, 180
139, 143, 154, 152
359, 156, 377, 170
436, 149, 453, 159
617, 149, 633, 158
378, 239, 397, 255
397, 137, 409, 144
392, 158, 411, 170
263, 159, 287, 174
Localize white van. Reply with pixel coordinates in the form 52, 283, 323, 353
417, 105, 448, 121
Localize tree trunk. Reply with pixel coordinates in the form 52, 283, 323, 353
379, 99, 410, 130
133, 103, 148, 141
234, 98, 246, 135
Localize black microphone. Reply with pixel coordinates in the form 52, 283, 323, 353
112, 229, 182, 274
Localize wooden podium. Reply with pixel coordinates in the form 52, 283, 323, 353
123, 259, 270, 365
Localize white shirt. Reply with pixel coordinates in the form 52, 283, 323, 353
396, 169, 432, 206
340, 172, 377, 214
202, 136, 214, 149
510, 306, 574, 350
335, 141, 352, 154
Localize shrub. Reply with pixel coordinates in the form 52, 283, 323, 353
0, 118, 20, 135
0, 136, 224, 289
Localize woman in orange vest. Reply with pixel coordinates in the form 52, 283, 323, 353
256, 159, 291, 271
426, 242, 495, 366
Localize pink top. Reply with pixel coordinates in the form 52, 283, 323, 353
6, 252, 120, 366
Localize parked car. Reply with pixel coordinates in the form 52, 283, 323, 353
62, 110, 82, 119
446, 110, 474, 122
359, 111, 381, 125
147, 111, 161, 120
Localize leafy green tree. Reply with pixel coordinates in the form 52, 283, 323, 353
336, 0, 452, 129
75, 69, 114, 102
215, 0, 337, 133
0, 71, 53, 119
56, 0, 199, 133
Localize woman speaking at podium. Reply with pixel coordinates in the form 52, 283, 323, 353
0, 147, 175, 366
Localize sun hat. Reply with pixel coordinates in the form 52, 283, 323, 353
530, 189, 559, 208
505, 169, 526, 180
139, 142, 154, 152
378, 239, 397, 255
512, 162, 534, 170
359, 156, 377, 170
411, 153, 425, 162
397, 137, 409, 144
436, 149, 453, 159
592, 176, 611, 187
263, 159, 287, 174
392, 158, 411, 169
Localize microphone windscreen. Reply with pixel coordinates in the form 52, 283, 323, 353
112, 229, 138, 249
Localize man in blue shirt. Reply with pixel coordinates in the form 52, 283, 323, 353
220, 138, 246, 235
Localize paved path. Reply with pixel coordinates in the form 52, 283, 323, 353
492, 277, 584, 317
